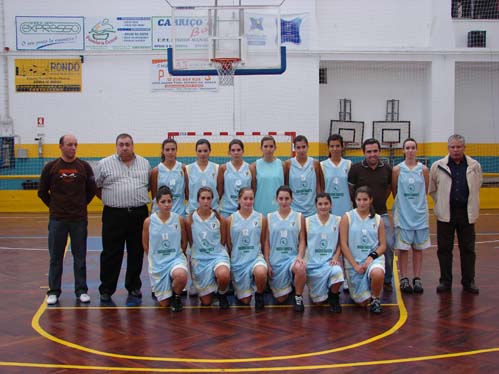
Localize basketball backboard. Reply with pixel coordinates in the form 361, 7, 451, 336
372, 121, 411, 149
330, 120, 365, 148
164, 0, 287, 76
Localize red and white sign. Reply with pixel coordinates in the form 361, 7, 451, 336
37, 117, 45, 127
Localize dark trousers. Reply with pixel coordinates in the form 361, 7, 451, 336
99, 205, 148, 296
436, 207, 476, 287
48, 218, 88, 297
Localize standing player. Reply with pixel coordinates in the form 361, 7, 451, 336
150, 138, 188, 216
226, 187, 267, 310
321, 134, 352, 217
264, 186, 307, 312
305, 192, 344, 313
392, 138, 430, 294
217, 139, 252, 217
250, 136, 286, 215
340, 186, 386, 314
186, 187, 231, 308
142, 186, 188, 311
186, 139, 219, 215
284, 135, 323, 217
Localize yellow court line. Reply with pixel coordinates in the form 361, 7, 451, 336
32, 259, 407, 364
1, 347, 499, 372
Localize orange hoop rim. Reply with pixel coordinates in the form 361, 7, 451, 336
210, 57, 241, 69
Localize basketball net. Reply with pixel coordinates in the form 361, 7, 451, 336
211, 58, 241, 86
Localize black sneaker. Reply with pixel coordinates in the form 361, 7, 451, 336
412, 277, 424, 294
218, 293, 230, 309
254, 292, 265, 311
129, 289, 142, 298
171, 293, 183, 312
293, 294, 305, 312
370, 298, 382, 314
328, 291, 342, 313
400, 277, 413, 294
100, 293, 111, 302
463, 282, 479, 294
436, 282, 451, 293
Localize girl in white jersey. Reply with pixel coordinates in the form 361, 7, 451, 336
186, 139, 219, 215
142, 186, 188, 311
284, 135, 323, 217
320, 134, 352, 217
340, 186, 386, 314
392, 138, 430, 294
217, 139, 252, 217
305, 192, 344, 313
150, 138, 188, 216
264, 185, 307, 312
185, 187, 231, 308
250, 136, 286, 215
226, 187, 267, 310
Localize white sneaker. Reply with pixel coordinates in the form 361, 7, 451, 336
79, 293, 91, 303
46, 295, 58, 305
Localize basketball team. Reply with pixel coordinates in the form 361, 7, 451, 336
38, 132, 483, 315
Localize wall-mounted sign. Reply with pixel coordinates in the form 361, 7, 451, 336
85, 17, 151, 50
15, 59, 82, 92
16, 16, 84, 50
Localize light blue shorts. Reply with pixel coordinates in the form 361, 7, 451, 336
306, 263, 344, 303
191, 252, 231, 297
150, 254, 189, 302
231, 254, 267, 300
344, 255, 385, 304
269, 256, 297, 299
395, 227, 430, 250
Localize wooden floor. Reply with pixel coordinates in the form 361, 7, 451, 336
0, 212, 498, 373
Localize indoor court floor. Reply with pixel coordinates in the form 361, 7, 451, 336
0, 211, 498, 373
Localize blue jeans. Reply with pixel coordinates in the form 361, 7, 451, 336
48, 218, 88, 297
381, 214, 394, 284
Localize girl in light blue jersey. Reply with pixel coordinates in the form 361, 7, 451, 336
250, 136, 286, 215
392, 138, 430, 295
186, 187, 230, 308
226, 187, 267, 310
186, 139, 219, 215
142, 186, 188, 311
217, 139, 252, 217
264, 186, 307, 312
320, 134, 352, 217
285, 135, 323, 217
305, 192, 344, 313
150, 138, 188, 216
340, 186, 386, 314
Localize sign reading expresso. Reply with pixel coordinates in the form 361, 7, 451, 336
16, 16, 84, 50
15, 59, 82, 93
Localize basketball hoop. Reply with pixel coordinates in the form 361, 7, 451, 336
211, 58, 241, 86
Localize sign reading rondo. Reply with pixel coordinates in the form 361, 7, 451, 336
15, 59, 82, 93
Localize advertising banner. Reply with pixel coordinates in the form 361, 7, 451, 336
85, 17, 152, 50
15, 59, 82, 92
16, 16, 84, 50
151, 59, 217, 92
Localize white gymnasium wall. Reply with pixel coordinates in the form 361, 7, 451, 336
319, 61, 430, 144
454, 21, 499, 49
314, 0, 432, 49
455, 62, 499, 143
2, 0, 319, 146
